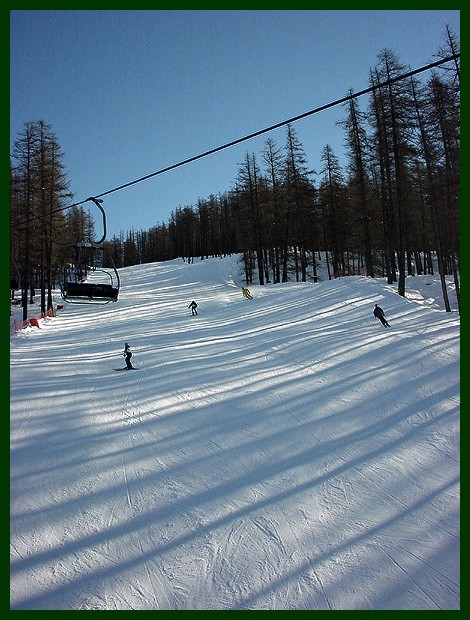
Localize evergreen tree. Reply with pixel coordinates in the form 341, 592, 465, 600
318, 144, 349, 278
236, 152, 266, 285
10, 121, 70, 319
369, 50, 417, 296
282, 124, 316, 282
341, 94, 379, 277
262, 138, 286, 283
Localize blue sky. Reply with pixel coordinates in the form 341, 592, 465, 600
10, 10, 460, 239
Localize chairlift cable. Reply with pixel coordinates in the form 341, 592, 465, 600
11, 53, 459, 230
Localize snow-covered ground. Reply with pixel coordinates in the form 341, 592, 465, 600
10, 255, 460, 610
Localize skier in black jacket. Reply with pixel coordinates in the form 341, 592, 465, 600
123, 342, 135, 369
373, 304, 390, 327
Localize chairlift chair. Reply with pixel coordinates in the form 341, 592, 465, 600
59, 198, 120, 304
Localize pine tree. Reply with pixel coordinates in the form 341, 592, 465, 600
319, 144, 349, 278
369, 50, 417, 296
262, 138, 285, 283
11, 121, 71, 320
282, 124, 316, 282
236, 152, 266, 285
341, 94, 379, 277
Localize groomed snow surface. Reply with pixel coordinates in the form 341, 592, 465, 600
10, 255, 460, 610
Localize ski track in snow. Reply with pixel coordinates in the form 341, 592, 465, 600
10, 257, 459, 610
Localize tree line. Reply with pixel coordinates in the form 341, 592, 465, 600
10, 32, 460, 320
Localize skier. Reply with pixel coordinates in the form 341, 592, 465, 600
188, 300, 198, 315
123, 342, 135, 369
242, 287, 253, 300
373, 304, 390, 328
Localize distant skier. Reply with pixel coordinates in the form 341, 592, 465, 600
188, 300, 198, 315
123, 342, 135, 369
373, 304, 390, 328
242, 287, 253, 300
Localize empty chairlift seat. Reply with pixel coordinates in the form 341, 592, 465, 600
58, 198, 121, 305
63, 281, 119, 301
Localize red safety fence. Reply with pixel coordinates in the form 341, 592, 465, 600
10, 307, 58, 336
